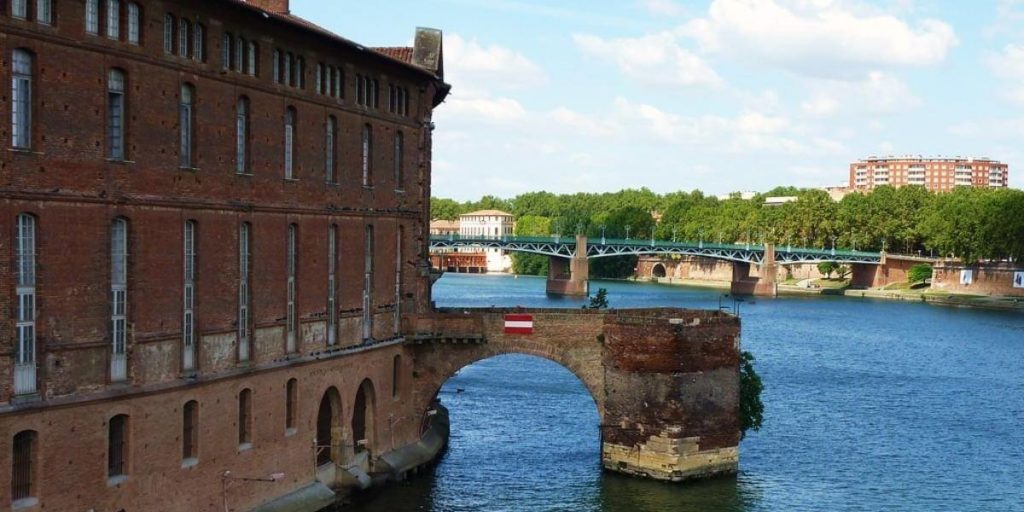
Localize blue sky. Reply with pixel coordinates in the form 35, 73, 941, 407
292, 0, 1024, 200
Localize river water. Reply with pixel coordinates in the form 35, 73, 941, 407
355, 273, 1024, 512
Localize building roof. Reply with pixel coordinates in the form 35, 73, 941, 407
430, 219, 460, 229
460, 210, 514, 217
372, 47, 415, 64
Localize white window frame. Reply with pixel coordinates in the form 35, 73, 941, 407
222, 33, 232, 70
238, 223, 251, 361
247, 41, 256, 76
163, 14, 174, 54
394, 227, 402, 335
108, 69, 126, 160
284, 108, 295, 179
363, 225, 373, 341
14, 214, 37, 395
236, 98, 248, 174
36, 0, 52, 25
106, 0, 120, 40
234, 36, 244, 72
178, 18, 189, 58
325, 117, 336, 184
12, 49, 32, 150
110, 218, 128, 382
179, 85, 193, 168
193, 23, 204, 62
127, 3, 140, 44
286, 224, 297, 352
86, 0, 100, 34
182, 221, 196, 372
12, 0, 27, 18
362, 124, 372, 187
394, 131, 403, 191
327, 225, 337, 346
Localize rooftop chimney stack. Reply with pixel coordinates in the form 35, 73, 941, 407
246, 0, 289, 14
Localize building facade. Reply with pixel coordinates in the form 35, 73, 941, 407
849, 157, 1009, 192
458, 210, 514, 272
0, 1, 449, 510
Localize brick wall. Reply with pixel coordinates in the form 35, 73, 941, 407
931, 262, 1024, 297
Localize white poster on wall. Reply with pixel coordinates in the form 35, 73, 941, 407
1014, 272, 1024, 289
960, 269, 974, 285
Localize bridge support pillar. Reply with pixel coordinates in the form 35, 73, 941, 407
546, 235, 589, 296
729, 244, 777, 297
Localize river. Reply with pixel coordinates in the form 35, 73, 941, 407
354, 273, 1024, 511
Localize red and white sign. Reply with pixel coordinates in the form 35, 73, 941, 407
504, 314, 534, 335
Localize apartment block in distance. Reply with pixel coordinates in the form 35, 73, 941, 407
849, 156, 1009, 192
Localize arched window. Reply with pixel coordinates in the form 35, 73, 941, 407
315, 63, 323, 94
352, 379, 376, 453
247, 41, 257, 76
285, 378, 298, 432
106, 0, 120, 40
334, 67, 343, 99
178, 18, 190, 58
86, 0, 100, 34
193, 23, 204, 62
238, 389, 252, 447
325, 116, 336, 184
238, 222, 251, 361
37, 0, 53, 25
108, 69, 126, 160
179, 84, 194, 168
182, 400, 198, 461
327, 224, 337, 346
272, 49, 281, 83
107, 414, 129, 478
221, 32, 232, 70
394, 131, 404, 190
11, 430, 36, 502
392, 355, 401, 398
235, 97, 248, 174
234, 35, 244, 72
110, 217, 128, 382
284, 107, 295, 179
14, 213, 36, 395
163, 14, 175, 54
286, 224, 297, 352
182, 220, 196, 372
361, 124, 373, 187
127, 3, 140, 44
284, 52, 292, 86
11, 49, 32, 150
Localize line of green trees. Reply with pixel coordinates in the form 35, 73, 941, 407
433, 186, 1024, 277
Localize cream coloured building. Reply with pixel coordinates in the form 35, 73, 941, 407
459, 210, 515, 272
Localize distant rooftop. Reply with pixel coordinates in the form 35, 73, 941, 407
858, 155, 1003, 163
461, 210, 514, 217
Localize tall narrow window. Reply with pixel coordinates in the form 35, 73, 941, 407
11, 430, 36, 502
193, 23, 204, 62
296, 56, 305, 89
334, 68, 343, 99
362, 225, 373, 341
238, 389, 252, 447
361, 124, 373, 187
37, 0, 52, 24
234, 36, 244, 72
389, 84, 396, 113
182, 401, 198, 462
392, 355, 401, 398
238, 223, 251, 362
285, 378, 297, 432
315, 64, 323, 95
182, 220, 196, 372
394, 226, 403, 335
179, 84, 194, 168
178, 18, 190, 58
86, 0, 100, 34
394, 131, 404, 190
106, 0, 120, 39
327, 225, 337, 346
14, 214, 36, 395
107, 415, 128, 478
163, 14, 175, 54
284, 107, 295, 179
286, 224, 297, 352
356, 74, 364, 105
12, 49, 32, 150
235, 97, 248, 174
372, 79, 380, 109
221, 33, 232, 70
108, 69, 126, 160
110, 218, 128, 382
325, 116, 336, 184
273, 49, 281, 83
12, 0, 27, 18
127, 3, 140, 44
247, 41, 257, 76
283, 52, 292, 86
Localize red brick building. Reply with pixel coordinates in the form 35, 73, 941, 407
849, 156, 1009, 192
0, 0, 449, 510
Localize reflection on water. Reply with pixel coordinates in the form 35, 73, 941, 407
352, 273, 1024, 512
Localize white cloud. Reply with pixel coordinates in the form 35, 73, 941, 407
799, 72, 921, 117
444, 33, 546, 94
681, 0, 958, 80
639, 0, 686, 17
987, 44, 1024, 106
573, 32, 724, 88
443, 97, 528, 123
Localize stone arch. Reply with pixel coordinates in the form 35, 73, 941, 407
352, 379, 377, 455
652, 263, 667, 278
316, 387, 343, 467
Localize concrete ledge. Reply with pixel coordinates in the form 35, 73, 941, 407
251, 482, 335, 512
602, 442, 738, 482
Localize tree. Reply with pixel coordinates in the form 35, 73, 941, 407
511, 215, 551, 276
817, 261, 839, 279
740, 351, 764, 439
587, 288, 610, 309
908, 264, 933, 284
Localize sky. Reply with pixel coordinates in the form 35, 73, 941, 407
291, 0, 1024, 200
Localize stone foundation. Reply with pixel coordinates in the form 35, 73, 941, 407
603, 437, 738, 481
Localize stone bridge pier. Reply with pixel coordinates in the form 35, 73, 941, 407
730, 243, 778, 297
405, 308, 742, 482
546, 234, 590, 296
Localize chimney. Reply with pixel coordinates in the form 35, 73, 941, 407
245, 0, 289, 14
